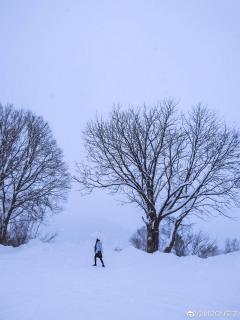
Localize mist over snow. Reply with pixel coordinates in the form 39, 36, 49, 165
1, 0, 240, 242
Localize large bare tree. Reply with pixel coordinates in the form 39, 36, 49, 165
75, 101, 240, 253
0, 105, 70, 245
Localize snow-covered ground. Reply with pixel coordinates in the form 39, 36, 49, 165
0, 240, 239, 320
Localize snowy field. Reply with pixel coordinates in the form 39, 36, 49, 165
0, 240, 239, 320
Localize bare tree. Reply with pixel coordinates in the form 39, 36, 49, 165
164, 106, 240, 253
75, 101, 240, 253
165, 222, 219, 258
188, 230, 219, 258
6, 220, 33, 247
224, 238, 240, 253
0, 104, 70, 245
130, 226, 147, 251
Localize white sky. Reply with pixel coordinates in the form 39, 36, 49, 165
0, 0, 240, 246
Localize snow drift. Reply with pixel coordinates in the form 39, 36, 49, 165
0, 240, 239, 320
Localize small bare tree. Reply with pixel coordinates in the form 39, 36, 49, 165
188, 230, 219, 258
75, 101, 240, 253
164, 222, 219, 258
0, 104, 70, 245
224, 238, 240, 253
130, 226, 147, 251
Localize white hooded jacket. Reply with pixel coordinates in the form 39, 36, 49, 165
95, 241, 103, 253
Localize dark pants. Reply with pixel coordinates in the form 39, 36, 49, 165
94, 251, 105, 266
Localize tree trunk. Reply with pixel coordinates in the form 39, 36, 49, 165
0, 226, 3, 245
0, 223, 8, 245
147, 221, 159, 253
0, 217, 10, 245
164, 220, 180, 253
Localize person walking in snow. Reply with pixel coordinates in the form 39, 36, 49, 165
93, 238, 105, 267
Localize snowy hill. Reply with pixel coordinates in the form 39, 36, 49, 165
0, 240, 239, 320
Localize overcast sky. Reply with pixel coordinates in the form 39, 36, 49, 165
0, 0, 240, 246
